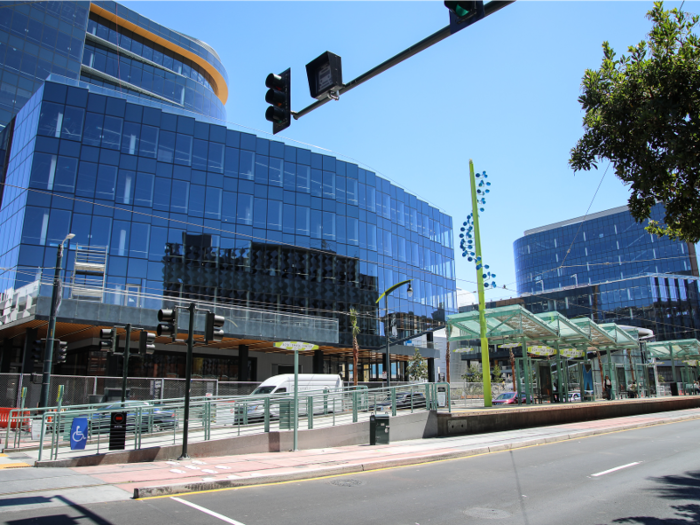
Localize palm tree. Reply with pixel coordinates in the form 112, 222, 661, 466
350, 307, 360, 386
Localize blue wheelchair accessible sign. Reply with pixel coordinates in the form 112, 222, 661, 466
70, 417, 88, 450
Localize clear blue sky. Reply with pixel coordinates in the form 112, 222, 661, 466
128, 1, 684, 302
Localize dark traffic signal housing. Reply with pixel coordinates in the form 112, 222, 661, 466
265, 69, 291, 135
99, 328, 118, 353
55, 340, 67, 364
31, 339, 43, 362
139, 330, 156, 355
305, 51, 343, 100
444, 1, 485, 34
157, 309, 178, 341
205, 312, 225, 343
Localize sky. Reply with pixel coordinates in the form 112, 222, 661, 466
126, 0, 686, 304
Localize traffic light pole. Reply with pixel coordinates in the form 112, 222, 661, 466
120, 324, 132, 404
39, 242, 66, 408
292, 1, 514, 120
179, 302, 196, 460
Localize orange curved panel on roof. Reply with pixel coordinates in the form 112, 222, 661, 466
90, 3, 228, 105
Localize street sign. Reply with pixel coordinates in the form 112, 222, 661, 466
274, 341, 319, 351
70, 417, 88, 450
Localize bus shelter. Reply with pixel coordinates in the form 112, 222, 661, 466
645, 339, 700, 395
447, 305, 641, 405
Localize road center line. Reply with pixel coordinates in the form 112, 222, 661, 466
171, 497, 247, 525
591, 462, 641, 477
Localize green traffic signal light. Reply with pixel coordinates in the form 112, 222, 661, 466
445, 1, 476, 18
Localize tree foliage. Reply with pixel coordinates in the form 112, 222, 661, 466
407, 348, 428, 381
491, 362, 505, 384
461, 364, 483, 383
569, 2, 700, 242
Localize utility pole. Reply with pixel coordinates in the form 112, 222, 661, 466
120, 324, 132, 404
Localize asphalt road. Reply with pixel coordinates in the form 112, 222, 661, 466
4, 418, 700, 525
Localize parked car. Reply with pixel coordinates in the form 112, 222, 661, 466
492, 392, 529, 405
372, 392, 427, 411
86, 401, 177, 434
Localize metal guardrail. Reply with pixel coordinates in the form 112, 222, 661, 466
2, 382, 451, 462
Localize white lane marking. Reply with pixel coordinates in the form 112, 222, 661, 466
591, 462, 641, 477
216, 465, 231, 469
169, 469, 186, 474
172, 497, 247, 525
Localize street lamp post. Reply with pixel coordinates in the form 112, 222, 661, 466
376, 279, 413, 389
39, 233, 74, 408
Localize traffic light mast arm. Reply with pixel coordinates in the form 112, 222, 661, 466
292, 1, 514, 120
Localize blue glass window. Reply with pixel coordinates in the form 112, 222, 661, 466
237, 194, 253, 225
224, 147, 238, 176
255, 156, 268, 185
121, 121, 140, 155
205, 187, 222, 219
310, 210, 322, 239
323, 172, 335, 199
175, 134, 193, 165
91, 216, 112, 247
296, 207, 309, 236
134, 172, 155, 207
297, 165, 310, 193
158, 130, 176, 163
222, 191, 237, 222
96, 165, 117, 200
83, 112, 103, 146
139, 125, 158, 158
76, 161, 97, 198
111, 221, 130, 256
192, 139, 207, 170
46, 209, 72, 246
268, 200, 282, 231
347, 217, 359, 246
130, 222, 150, 258
283, 204, 295, 234
346, 178, 358, 206
336, 175, 346, 203
337, 216, 346, 243
311, 169, 322, 197
397, 201, 405, 227
149, 226, 168, 260
189, 184, 205, 217
102, 116, 122, 150
239, 150, 254, 180
323, 212, 335, 240
366, 186, 376, 213
171, 180, 189, 213
367, 223, 377, 251
116, 170, 135, 205
208, 142, 224, 173
253, 198, 267, 228
21, 206, 49, 244
153, 177, 171, 211
269, 157, 283, 187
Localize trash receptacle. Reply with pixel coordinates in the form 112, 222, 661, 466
370, 413, 390, 445
670, 382, 680, 396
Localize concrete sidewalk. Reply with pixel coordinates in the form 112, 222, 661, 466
77, 406, 700, 498
0, 406, 698, 512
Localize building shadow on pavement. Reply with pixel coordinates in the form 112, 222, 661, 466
5, 496, 114, 525
613, 470, 700, 524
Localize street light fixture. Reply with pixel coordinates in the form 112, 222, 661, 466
376, 279, 413, 389
39, 232, 74, 408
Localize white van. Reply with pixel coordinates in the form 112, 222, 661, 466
248, 374, 343, 419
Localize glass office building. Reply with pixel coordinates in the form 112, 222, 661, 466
0, 77, 456, 378
513, 204, 700, 341
0, 1, 227, 130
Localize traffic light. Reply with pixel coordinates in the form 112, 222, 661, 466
31, 339, 43, 362
139, 330, 156, 355
157, 309, 178, 341
55, 340, 67, 364
265, 68, 291, 135
204, 312, 225, 343
445, 0, 483, 18
100, 328, 118, 353
444, 1, 485, 34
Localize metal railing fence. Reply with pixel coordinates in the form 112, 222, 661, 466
1, 382, 451, 462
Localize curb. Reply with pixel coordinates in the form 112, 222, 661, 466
132, 411, 700, 499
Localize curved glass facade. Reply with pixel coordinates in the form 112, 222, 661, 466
0, 80, 457, 352
0, 1, 227, 131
